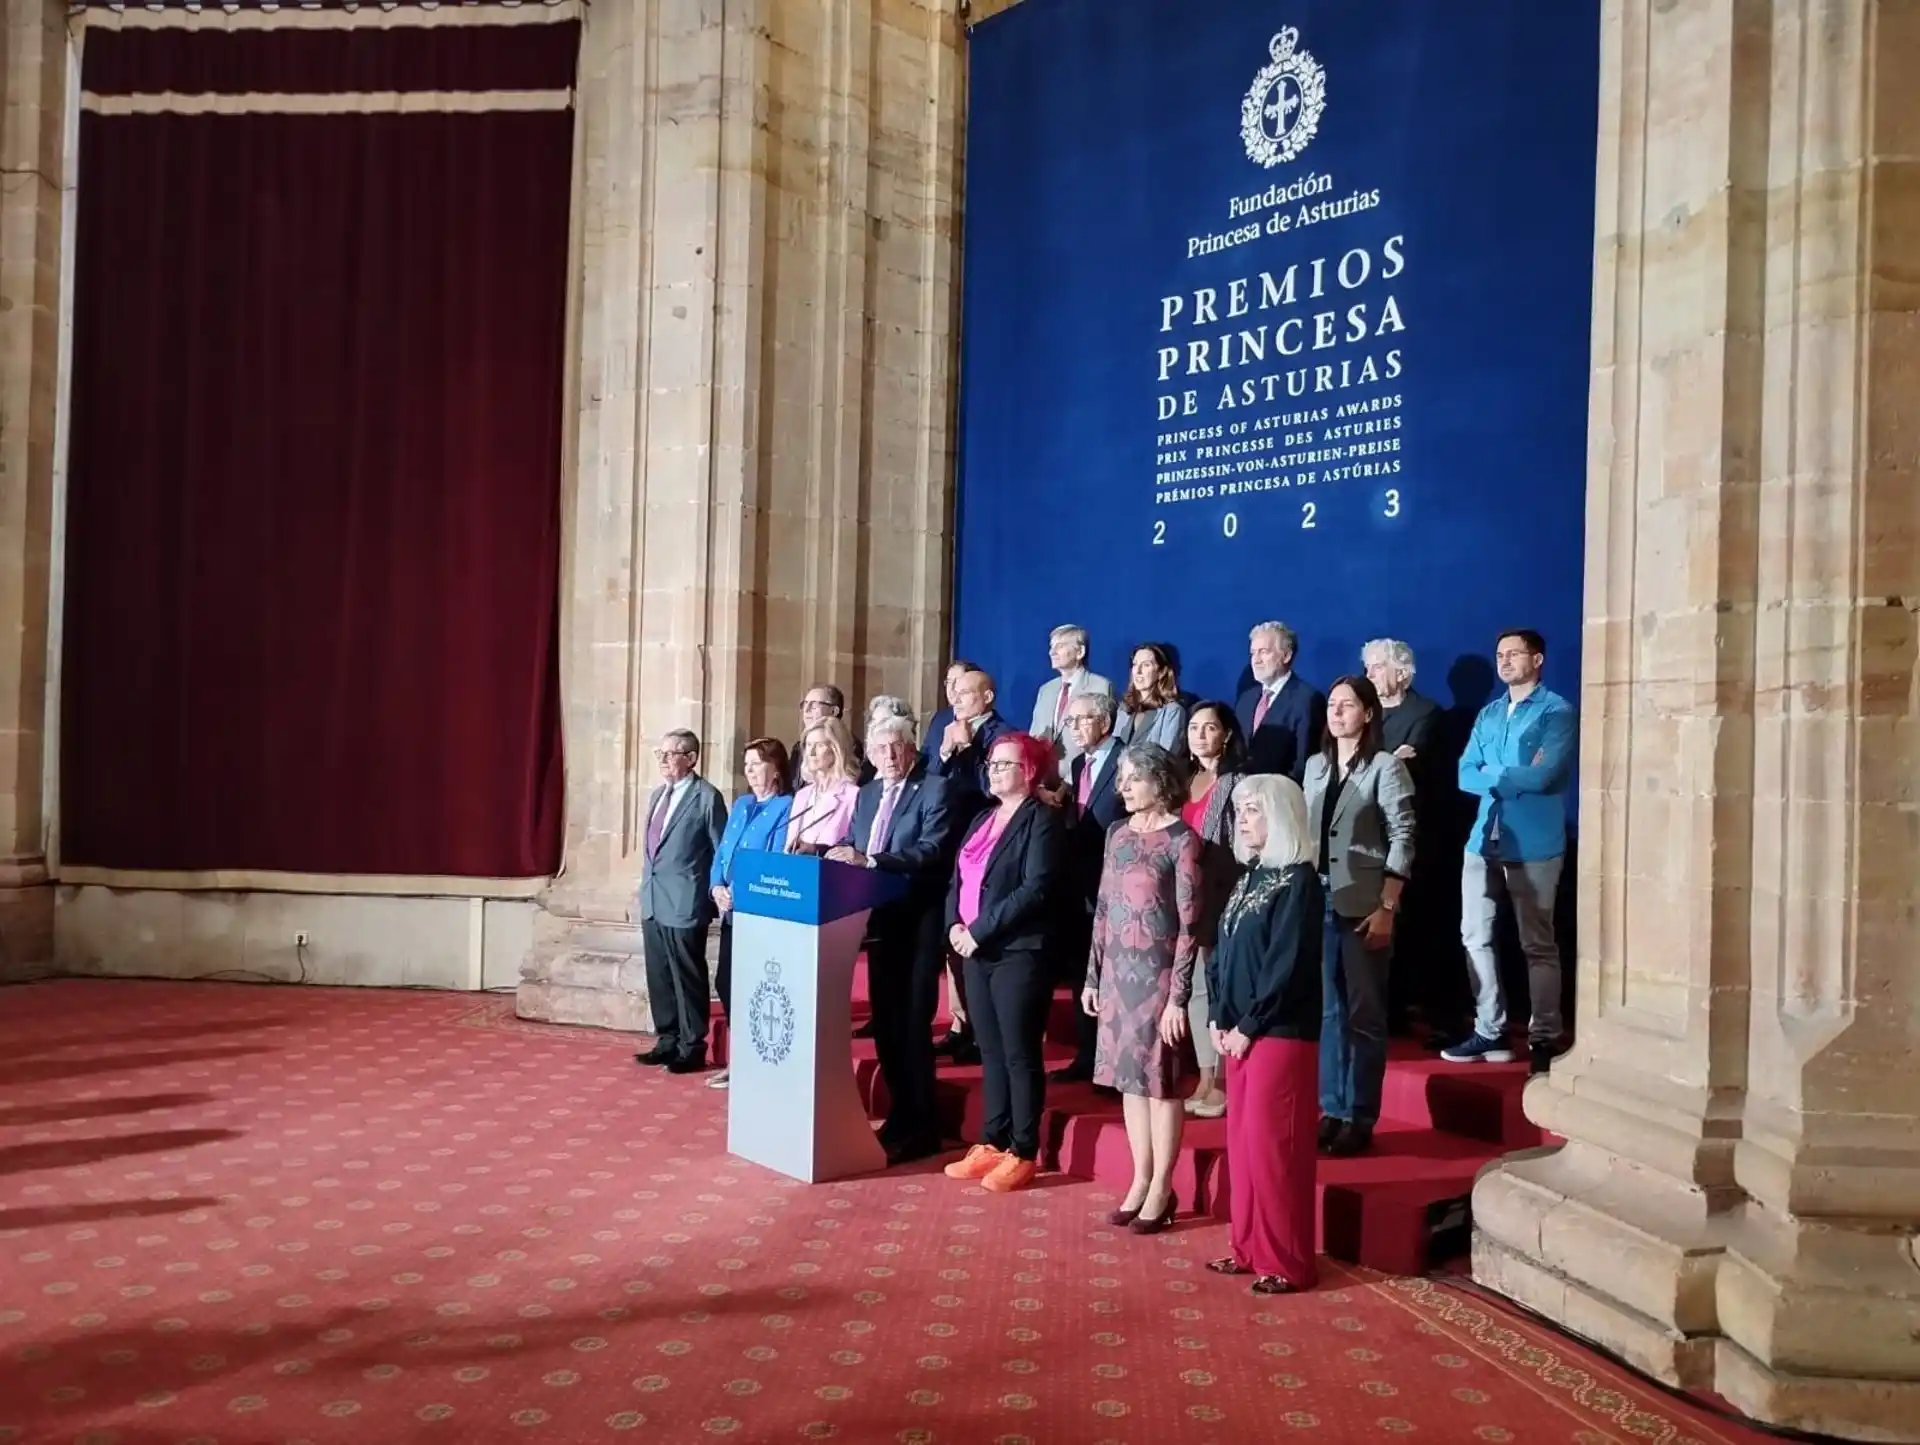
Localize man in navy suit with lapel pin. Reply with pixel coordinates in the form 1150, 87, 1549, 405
1047, 692, 1127, 1084
1236, 619, 1323, 783
827, 713, 956, 1164
633, 729, 730, 1074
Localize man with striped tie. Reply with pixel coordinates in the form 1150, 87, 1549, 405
633, 730, 729, 1075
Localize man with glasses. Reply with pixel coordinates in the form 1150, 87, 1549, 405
634, 729, 729, 1074
1029, 624, 1113, 761
1442, 629, 1577, 1074
791, 685, 850, 780
1049, 692, 1126, 1085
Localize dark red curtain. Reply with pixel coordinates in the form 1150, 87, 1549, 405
61, 23, 575, 876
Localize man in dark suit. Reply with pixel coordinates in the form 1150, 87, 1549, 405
1049, 692, 1127, 1084
925, 666, 1008, 1060
1365, 637, 1455, 1036
929, 668, 1010, 822
791, 683, 849, 777
1236, 619, 1323, 782
918, 658, 976, 774
634, 728, 729, 1074
827, 714, 956, 1163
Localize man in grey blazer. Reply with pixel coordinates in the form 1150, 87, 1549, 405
635, 728, 730, 1074
1028, 624, 1114, 761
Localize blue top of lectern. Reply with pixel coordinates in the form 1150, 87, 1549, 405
730, 850, 907, 926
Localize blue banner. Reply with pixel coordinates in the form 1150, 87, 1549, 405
956, 0, 1599, 714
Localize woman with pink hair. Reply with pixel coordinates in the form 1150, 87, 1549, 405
941, 731, 1068, 1194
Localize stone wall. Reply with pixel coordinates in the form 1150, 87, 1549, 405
517, 0, 964, 1028
1472, 2, 1920, 1439
0, 0, 65, 979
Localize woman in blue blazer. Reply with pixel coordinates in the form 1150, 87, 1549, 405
709, 738, 795, 1088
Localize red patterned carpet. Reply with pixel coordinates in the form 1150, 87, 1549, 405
0, 980, 1774, 1445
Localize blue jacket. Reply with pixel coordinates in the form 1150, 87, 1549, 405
1458, 686, 1576, 862
710, 791, 794, 891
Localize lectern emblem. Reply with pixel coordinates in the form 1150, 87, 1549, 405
1241, 27, 1326, 169
747, 960, 795, 1065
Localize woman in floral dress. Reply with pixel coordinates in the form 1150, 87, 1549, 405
1082, 742, 1204, 1234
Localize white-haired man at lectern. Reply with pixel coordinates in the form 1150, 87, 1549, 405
826, 714, 957, 1165
1029, 624, 1114, 762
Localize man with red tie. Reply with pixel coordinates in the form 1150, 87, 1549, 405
1049, 693, 1127, 1084
633, 730, 729, 1074
1236, 620, 1323, 782
1028, 624, 1114, 762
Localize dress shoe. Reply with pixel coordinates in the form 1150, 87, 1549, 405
885, 1138, 939, 1167
932, 1030, 974, 1059
1129, 1191, 1179, 1235
1184, 1090, 1226, 1119
666, 1056, 708, 1075
852, 1018, 876, 1039
943, 1144, 1005, 1180
1050, 1061, 1094, 1084
1317, 1115, 1344, 1150
1327, 1121, 1373, 1157
635, 1047, 675, 1066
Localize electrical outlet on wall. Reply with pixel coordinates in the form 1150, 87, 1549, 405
295, 931, 309, 947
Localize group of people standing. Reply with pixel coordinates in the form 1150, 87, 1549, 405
631, 619, 1575, 1297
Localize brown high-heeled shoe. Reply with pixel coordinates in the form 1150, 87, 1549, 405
1108, 1201, 1144, 1226
1129, 1192, 1178, 1235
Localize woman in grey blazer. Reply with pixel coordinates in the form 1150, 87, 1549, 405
1302, 675, 1415, 1156
1113, 642, 1190, 764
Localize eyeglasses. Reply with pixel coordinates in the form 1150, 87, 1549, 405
653, 748, 695, 760
985, 759, 1023, 772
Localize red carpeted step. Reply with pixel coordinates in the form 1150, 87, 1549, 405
1375, 1042, 1542, 1149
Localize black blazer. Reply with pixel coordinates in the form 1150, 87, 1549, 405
1206, 863, 1323, 1041
1236, 675, 1323, 782
1067, 742, 1126, 908
848, 769, 955, 892
945, 797, 1067, 960
927, 709, 1011, 824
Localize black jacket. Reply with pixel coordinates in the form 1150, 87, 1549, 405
1206, 863, 1322, 1041
945, 797, 1067, 959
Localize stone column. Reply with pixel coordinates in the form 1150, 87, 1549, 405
0, 0, 64, 979
1473, 3, 1920, 1439
517, 0, 963, 1028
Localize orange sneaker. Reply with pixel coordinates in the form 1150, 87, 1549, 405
943, 1144, 1005, 1180
981, 1155, 1038, 1193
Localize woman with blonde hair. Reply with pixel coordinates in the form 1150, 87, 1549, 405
785, 715, 862, 853
1205, 772, 1323, 1294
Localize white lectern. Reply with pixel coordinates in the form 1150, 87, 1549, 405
726, 850, 904, 1182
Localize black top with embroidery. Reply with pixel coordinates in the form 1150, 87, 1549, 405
1206, 863, 1323, 1041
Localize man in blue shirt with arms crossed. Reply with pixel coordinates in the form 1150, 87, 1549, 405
1442, 629, 1577, 1074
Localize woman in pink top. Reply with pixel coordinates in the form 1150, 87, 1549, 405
941, 732, 1067, 1195
785, 717, 861, 853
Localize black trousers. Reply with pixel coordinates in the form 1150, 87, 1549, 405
644, 917, 710, 1062
868, 900, 946, 1151
715, 919, 735, 1024
966, 949, 1053, 1159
